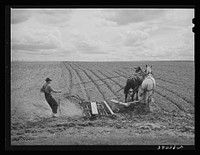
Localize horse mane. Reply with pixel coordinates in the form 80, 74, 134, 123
138, 70, 146, 78
145, 66, 152, 75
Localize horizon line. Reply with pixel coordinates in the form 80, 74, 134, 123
10, 60, 194, 62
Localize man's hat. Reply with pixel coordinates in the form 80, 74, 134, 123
45, 78, 52, 82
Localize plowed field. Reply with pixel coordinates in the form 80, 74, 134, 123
10, 61, 195, 147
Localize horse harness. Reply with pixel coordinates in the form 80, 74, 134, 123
140, 74, 155, 103
128, 73, 144, 95
143, 74, 155, 91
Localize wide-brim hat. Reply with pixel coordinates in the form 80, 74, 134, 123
45, 78, 52, 82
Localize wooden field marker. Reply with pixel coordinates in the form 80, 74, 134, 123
91, 102, 98, 114
110, 99, 139, 107
103, 101, 114, 115
110, 99, 120, 104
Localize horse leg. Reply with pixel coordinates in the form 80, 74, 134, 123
138, 88, 142, 102
124, 86, 130, 103
135, 90, 139, 101
142, 90, 147, 105
131, 92, 134, 101
144, 91, 151, 113
124, 93, 128, 103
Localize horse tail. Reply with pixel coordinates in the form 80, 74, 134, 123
124, 77, 136, 94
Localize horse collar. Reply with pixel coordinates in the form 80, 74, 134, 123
146, 74, 153, 78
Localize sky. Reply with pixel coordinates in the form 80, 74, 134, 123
11, 8, 194, 61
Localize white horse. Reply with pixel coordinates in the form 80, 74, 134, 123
138, 65, 156, 110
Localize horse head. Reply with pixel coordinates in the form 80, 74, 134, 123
134, 66, 142, 73
144, 65, 153, 75
134, 66, 146, 79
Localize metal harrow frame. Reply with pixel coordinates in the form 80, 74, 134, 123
63, 93, 116, 119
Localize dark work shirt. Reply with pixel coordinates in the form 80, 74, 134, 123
44, 84, 54, 95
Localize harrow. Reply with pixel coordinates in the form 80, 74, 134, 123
63, 93, 116, 119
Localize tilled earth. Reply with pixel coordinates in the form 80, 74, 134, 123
11, 102, 194, 146
10, 61, 194, 148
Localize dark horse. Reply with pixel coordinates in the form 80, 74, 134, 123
124, 66, 146, 103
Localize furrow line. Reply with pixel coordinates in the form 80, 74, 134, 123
97, 69, 126, 97
113, 70, 129, 79
119, 66, 193, 106
115, 69, 130, 77
155, 73, 192, 89
116, 68, 193, 106
156, 83, 194, 107
154, 89, 192, 114
97, 70, 124, 88
60, 62, 71, 94
113, 69, 191, 113
72, 64, 107, 102
120, 67, 187, 88
73, 63, 119, 95
71, 75, 122, 86
88, 70, 118, 98
67, 63, 90, 101
155, 75, 180, 86
63, 62, 73, 91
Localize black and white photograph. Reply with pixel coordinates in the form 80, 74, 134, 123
8, 7, 195, 149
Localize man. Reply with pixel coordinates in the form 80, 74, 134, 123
41, 78, 61, 117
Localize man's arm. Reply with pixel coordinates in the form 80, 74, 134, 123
48, 86, 61, 93
54, 90, 61, 93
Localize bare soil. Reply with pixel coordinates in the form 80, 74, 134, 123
11, 99, 194, 146
10, 61, 195, 147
